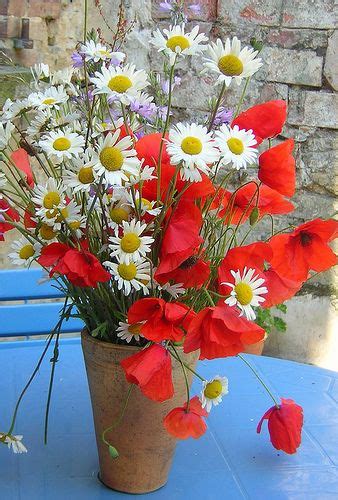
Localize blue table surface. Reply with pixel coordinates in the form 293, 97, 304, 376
1, 339, 338, 500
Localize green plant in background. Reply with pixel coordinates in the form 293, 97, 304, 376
255, 304, 287, 335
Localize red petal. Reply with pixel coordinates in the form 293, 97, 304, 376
10, 148, 34, 187
258, 139, 296, 197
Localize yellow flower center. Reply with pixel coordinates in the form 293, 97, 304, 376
141, 198, 152, 210
166, 35, 190, 52
117, 262, 137, 280
181, 136, 203, 155
227, 137, 244, 155
45, 209, 58, 219
99, 147, 124, 172
78, 166, 94, 184
110, 207, 129, 224
55, 207, 69, 223
128, 323, 142, 335
53, 137, 71, 151
204, 380, 223, 399
43, 191, 61, 209
120, 233, 141, 253
69, 220, 81, 230
108, 75, 132, 93
40, 223, 56, 240
98, 49, 111, 57
19, 244, 35, 260
42, 98, 56, 105
218, 54, 243, 76
234, 282, 253, 305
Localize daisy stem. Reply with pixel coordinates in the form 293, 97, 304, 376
157, 58, 176, 202
202, 288, 215, 306
169, 346, 205, 382
207, 82, 226, 133
170, 344, 191, 410
83, 0, 88, 42
234, 76, 251, 118
237, 353, 279, 408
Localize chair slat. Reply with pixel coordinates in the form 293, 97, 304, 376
0, 302, 84, 336
0, 269, 64, 300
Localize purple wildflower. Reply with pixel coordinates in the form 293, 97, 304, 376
71, 51, 84, 69
130, 99, 157, 121
161, 76, 182, 95
159, 0, 174, 12
214, 107, 234, 126
189, 3, 201, 15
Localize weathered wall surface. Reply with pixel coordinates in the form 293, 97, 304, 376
0, 0, 337, 368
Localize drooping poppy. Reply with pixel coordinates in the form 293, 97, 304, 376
155, 253, 210, 289
184, 302, 265, 360
217, 183, 294, 225
232, 100, 287, 144
10, 148, 34, 187
127, 297, 194, 343
258, 139, 296, 197
163, 396, 208, 439
0, 199, 20, 237
257, 398, 303, 454
38, 242, 111, 287
120, 344, 174, 402
269, 218, 338, 281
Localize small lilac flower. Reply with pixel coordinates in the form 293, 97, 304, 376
130, 99, 157, 121
214, 107, 234, 126
159, 0, 174, 12
158, 105, 169, 120
189, 3, 201, 15
134, 129, 145, 140
71, 51, 84, 69
161, 76, 182, 95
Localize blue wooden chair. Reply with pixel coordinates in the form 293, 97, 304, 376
0, 268, 84, 339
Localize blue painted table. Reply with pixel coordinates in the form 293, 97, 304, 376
1, 339, 338, 499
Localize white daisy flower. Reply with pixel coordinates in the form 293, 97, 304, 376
166, 122, 220, 182
104, 257, 151, 295
0, 171, 7, 192
90, 63, 149, 104
214, 124, 258, 170
93, 130, 141, 186
1, 98, 29, 122
126, 191, 161, 218
26, 111, 51, 137
51, 67, 74, 86
38, 222, 58, 241
151, 24, 208, 65
107, 194, 132, 231
64, 151, 97, 194
91, 117, 124, 138
200, 376, 228, 413
8, 237, 41, 267
39, 127, 85, 161
32, 62, 50, 81
81, 39, 125, 64
223, 267, 268, 321
108, 219, 154, 264
0, 121, 15, 150
116, 320, 144, 343
203, 37, 263, 87
32, 177, 66, 214
128, 164, 156, 185
158, 282, 185, 298
28, 86, 68, 110
1, 433, 28, 454
43, 200, 86, 237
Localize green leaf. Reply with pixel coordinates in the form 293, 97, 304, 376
276, 303, 287, 314
91, 321, 108, 338
108, 445, 119, 459
273, 317, 287, 332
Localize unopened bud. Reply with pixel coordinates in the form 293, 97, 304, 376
250, 207, 260, 225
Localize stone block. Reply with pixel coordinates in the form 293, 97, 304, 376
0, 0, 8, 16
8, 0, 25, 17
257, 46, 322, 87
27, 0, 61, 19
264, 27, 328, 50
0, 15, 7, 38
28, 16, 48, 43
282, 0, 336, 28
324, 31, 338, 91
288, 89, 338, 129
6, 15, 20, 38
218, 0, 284, 27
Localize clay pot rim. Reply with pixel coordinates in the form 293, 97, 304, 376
81, 328, 140, 352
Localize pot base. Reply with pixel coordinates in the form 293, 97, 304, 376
97, 472, 167, 495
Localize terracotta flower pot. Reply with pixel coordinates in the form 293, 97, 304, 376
81, 330, 199, 494
244, 339, 265, 355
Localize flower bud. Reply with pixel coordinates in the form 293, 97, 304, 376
250, 207, 260, 225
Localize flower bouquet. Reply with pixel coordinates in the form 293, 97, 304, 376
0, 0, 337, 494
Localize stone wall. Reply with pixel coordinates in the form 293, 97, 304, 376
0, 0, 337, 368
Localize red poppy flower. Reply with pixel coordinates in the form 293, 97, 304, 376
120, 344, 174, 402
176, 173, 215, 202
10, 148, 34, 187
0, 199, 20, 237
217, 183, 294, 225
258, 139, 296, 197
38, 242, 111, 287
269, 218, 338, 281
232, 100, 287, 144
257, 398, 303, 454
23, 204, 37, 229
262, 269, 303, 308
135, 132, 171, 168
163, 396, 208, 439
128, 297, 194, 343
184, 303, 265, 360
155, 253, 210, 289
141, 162, 176, 202
156, 200, 203, 275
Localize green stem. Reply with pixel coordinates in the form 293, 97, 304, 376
170, 344, 191, 410
237, 354, 279, 407
234, 77, 251, 117
207, 82, 226, 132
102, 385, 133, 446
